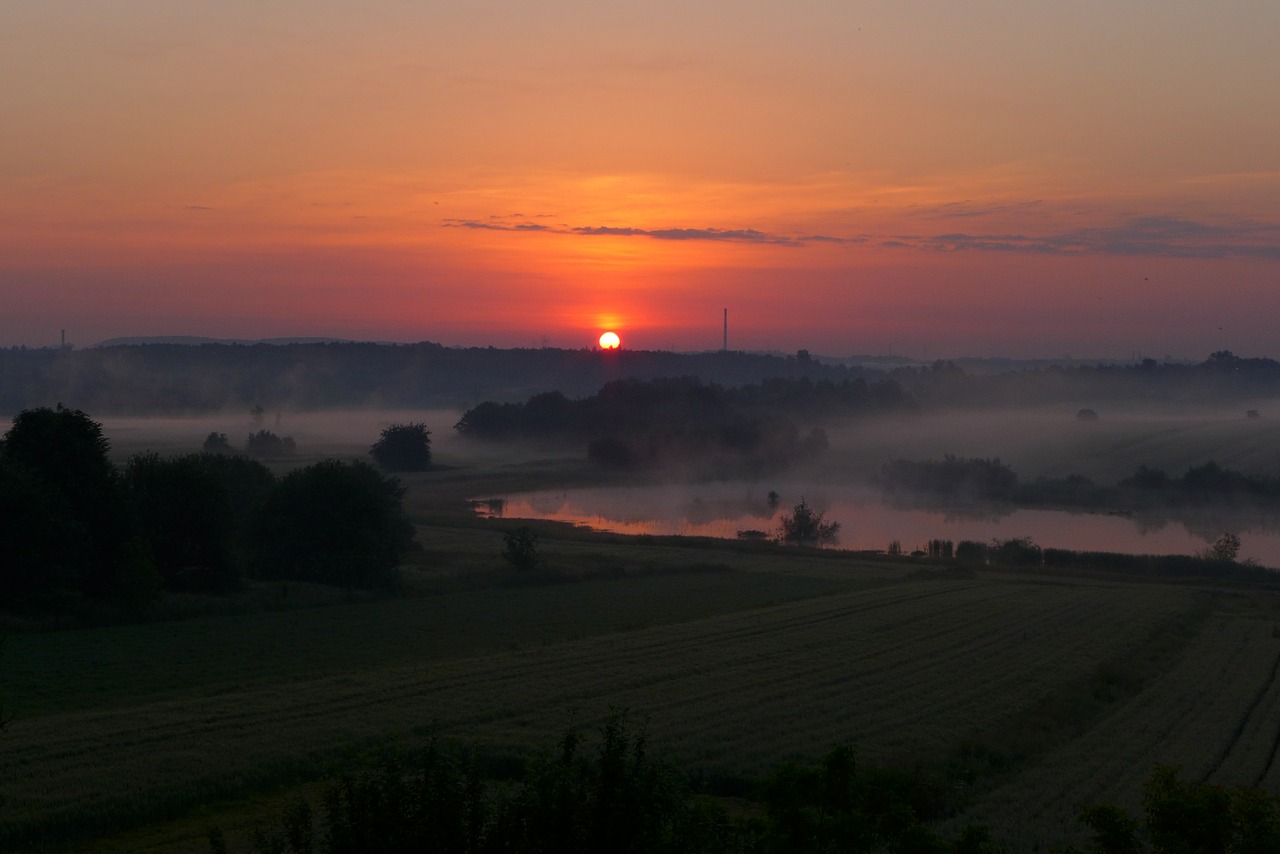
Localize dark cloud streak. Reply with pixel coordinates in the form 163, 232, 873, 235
443, 214, 1280, 259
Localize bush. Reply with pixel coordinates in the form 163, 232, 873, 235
247, 460, 414, 588
202, 432, 234, 454
503, 526, 542, 571
226, 714, 733, 854
370, 423, 432, 472
245, 430, 296, 458
778, 499, 840, 547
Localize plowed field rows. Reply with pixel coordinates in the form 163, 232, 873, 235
0, 578, 1194, 842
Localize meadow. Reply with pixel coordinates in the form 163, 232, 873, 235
4, 408, 1280, 852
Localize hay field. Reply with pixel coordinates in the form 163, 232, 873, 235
0, 568, 1210, 850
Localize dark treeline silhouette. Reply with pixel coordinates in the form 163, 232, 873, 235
881, 456, 1280, 513
4, 343, 1279, 416
893, 349, 1280, 408
0, 406, 414, 611
456, 376, 910, 474
0, 343, 882, 415
947, 535, 1275, 580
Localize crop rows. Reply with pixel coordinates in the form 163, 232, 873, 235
955, 613, 1280, 850
0, 578, 1193, 845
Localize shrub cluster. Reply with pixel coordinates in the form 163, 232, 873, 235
0, 406, 414, 608
221, 717, 1003, 854
369, 423, 432, 472
881, 456, 1280, 513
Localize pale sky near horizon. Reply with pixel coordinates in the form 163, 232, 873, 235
3, 1, 1278, 358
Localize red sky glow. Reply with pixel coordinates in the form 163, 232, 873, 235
3, 1, 1278, 358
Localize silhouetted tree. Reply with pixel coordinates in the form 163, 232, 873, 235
989, 537, 1041, 566
503, 526, 542, 571
247, 460, 414, 588
202, 432, 234, 454
369, 423, 432, 472
778, 499, 840, 547
245, 429, 295, 457
1207, 532, 1241, 563
0, 405, 129, 598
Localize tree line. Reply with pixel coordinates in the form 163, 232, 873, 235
879, 455, 1280, 513
0, 406, 416, 610
4, 344, 1277, 418
0, 343, 882, 415
455, 376, 911, 475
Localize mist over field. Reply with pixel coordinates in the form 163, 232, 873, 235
811, 401, 1280, 484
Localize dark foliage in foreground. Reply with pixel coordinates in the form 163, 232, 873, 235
224, 724, 1280, 854
1061, 765, 1280, 853
225, 717, 1004, 854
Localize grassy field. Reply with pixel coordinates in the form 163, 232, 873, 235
5, 410, 1280, 851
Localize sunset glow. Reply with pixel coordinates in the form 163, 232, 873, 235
599, 331, 621, 350
2, 2, 1278, 357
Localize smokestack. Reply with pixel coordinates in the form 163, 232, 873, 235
723, 309, 727, 352
61, 329, 65, 348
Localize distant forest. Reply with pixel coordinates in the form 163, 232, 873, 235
2, 342, 1279, 415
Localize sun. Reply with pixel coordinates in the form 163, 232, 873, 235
598, 331, 621, 350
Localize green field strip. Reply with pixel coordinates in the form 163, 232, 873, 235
0, 569, 851, 718
0, 579, 1195, 846
2, 583, 1002, 823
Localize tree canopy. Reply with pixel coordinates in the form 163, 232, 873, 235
369, 422, 432, 471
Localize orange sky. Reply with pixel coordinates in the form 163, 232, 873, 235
2, 2, 1278, 357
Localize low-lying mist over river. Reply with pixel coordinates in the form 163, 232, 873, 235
479, 482, 1280, 568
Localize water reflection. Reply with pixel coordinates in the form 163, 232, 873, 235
474, 482, 1280, 568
